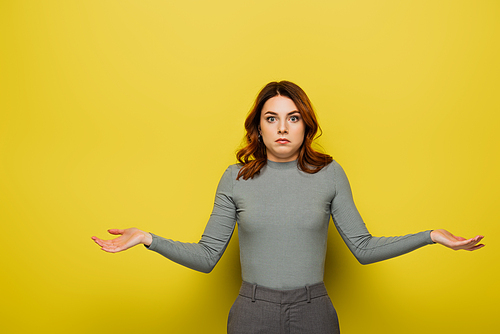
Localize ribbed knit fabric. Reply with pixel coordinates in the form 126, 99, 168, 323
146, 160, 434, 290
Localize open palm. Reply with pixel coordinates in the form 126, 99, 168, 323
430, 229, 484, 251
91, 228, 151, 253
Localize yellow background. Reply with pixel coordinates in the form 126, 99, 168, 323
1, 1, 498, 333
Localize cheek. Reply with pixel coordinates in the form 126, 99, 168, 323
296, 125, 306, 141
261, 131, 273, 145
260, 123, 273, 138
259, 120, 266, 134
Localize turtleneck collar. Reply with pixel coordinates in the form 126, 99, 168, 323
266, 159, 298, 170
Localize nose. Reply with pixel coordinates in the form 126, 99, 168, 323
277, 119, 288, 134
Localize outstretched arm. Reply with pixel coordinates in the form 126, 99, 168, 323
90, 166, 237, 274
330, 161, 485, 265
430, 229, 485, 251
92, 228, 152, 253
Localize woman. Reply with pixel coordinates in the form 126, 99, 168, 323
92, 81, 484, 334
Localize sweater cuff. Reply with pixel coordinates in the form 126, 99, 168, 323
426, 230, 436, 244
144, 233, 158, 250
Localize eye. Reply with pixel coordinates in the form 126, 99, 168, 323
267, 116, 276, 122
289, 115, 300, 122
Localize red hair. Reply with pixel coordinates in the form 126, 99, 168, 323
236, 81, 332, 180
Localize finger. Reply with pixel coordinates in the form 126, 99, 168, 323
100, 246, 118, 253
102, 244, 126, 253
467, 235, 484, 246
449, 238, 476, 250
463, 237, 481, 248
466, 243, 485, 251
108, 229, 124, 235
92, 235, 127, 252
100, 243, 120, 252
95, 237, 123, 248
458, 236, 484, 250
92, 237, 106, 247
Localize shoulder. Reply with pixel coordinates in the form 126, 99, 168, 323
214, 164, 242, 193
218, 163, 243, 185
225, 163, 243, 178
318, 159, 342, 175
318, 160, 352, 190
326, 160, 350, 179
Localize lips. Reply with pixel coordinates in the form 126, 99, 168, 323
276, 138, 290, 144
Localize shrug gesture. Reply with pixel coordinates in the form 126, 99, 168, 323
92, 228, 152, 253
92, 228, 484, 254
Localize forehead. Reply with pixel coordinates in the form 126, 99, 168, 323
261, 96, 298, 114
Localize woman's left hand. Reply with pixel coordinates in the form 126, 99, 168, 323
430, 229, 485, 251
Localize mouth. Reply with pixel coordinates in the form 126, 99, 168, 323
276, 138, 290, 144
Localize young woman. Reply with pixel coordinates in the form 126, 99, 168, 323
92, 81, 484, 334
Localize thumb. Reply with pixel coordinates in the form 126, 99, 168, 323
108, 228, 124, 235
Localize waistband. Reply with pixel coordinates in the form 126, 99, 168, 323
239, 281, 328, 304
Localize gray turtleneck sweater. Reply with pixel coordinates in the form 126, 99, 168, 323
146, 160, 434, 290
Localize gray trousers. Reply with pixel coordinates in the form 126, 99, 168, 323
227, 281, 340, 334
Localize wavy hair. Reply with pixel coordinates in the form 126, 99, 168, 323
236, 81, 332, 180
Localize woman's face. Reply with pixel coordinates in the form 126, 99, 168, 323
259, 95, 305, 162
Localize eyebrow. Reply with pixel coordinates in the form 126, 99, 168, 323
263, 110, 300, 116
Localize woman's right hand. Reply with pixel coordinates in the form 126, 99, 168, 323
91, 228, 153, 253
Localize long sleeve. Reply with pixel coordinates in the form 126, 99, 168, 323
330, 161, 434, 265
145, 166, 237, 273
